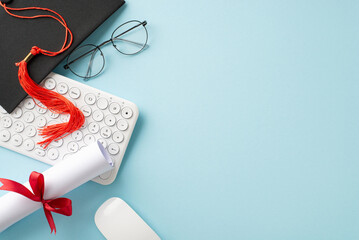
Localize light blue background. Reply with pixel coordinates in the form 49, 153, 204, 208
1, 0, 359, 239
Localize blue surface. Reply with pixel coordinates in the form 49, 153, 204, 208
1, 0, 359, 239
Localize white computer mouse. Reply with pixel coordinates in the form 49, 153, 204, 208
95, 197, 160, 240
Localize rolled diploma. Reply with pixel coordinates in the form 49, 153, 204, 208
0, 141, 113, 232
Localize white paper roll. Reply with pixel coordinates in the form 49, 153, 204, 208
0, 141, 113, 233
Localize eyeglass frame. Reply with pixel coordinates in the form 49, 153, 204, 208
63, 20, 148, 79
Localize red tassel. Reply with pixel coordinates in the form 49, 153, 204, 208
16, 47, 85, 148
0, 3, 84, 148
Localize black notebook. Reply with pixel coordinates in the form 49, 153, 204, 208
0, 0, 125, 113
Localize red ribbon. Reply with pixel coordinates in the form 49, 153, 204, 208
0, 172, 72, 234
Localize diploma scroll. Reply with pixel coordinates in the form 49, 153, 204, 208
0, 141, 113, 233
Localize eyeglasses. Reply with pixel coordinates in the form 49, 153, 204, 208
64, 20, 148, 80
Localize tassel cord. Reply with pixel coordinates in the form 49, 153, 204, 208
0, 2, 72, 55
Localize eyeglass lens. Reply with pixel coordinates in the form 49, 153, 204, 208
66, 44, 105, 79
111, 20, 148, 55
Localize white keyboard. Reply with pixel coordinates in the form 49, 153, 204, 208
0, 72, 139, 185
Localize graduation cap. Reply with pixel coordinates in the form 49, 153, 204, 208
0, 0, 125, 147
0, 0, 125, 113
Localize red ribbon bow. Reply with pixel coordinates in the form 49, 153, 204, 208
0, 171, 72, 234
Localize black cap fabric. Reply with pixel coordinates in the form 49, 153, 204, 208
0, 0, 125, 113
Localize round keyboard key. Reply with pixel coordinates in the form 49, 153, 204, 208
11, 134, 23, 147
25, 125, 37, 137
48, 148, 59, 160
44, 77, 56, 90
97, 98, 108, 110
36, 105, 47, 114
88, 122, 100, 134
93, 110, 104, 122
0, 130, 11, 142
121, 107, 133, 119
100, 126, 112, 139
51, 138, 63, 147
14, 121, 25, 133
24, 98, 35, 110
108, 143, 120, 155
99, 170, 112, 180
72, 130, 83, 141
49, 112, 59, 119
67, 141, 79, 153
23, 139, 35, 151
109, 102, 121, 114
60, 114, 70, 122
69, 87, 81, 99
85, 93, 96, 105
104, 115, 116, 126
98, 138, 108, 148
24, 111, 35, 123
117, 119, 128, 131
36, 116, 47, 128
38, 102, 46, 108
81, 106, 92, 117
81, 120, 87, 130
12, 107, 23, 118
0, 105, 7, 114
112, 131, 124, 143
1, 116, 12, 128
57, 82, 68, 94
35, 148, 46, 157
84, 134, 96, 145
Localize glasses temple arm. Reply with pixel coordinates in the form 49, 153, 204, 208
84, 48, 100, 80
113, 38, 149, 48
112, 21, 145, 40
